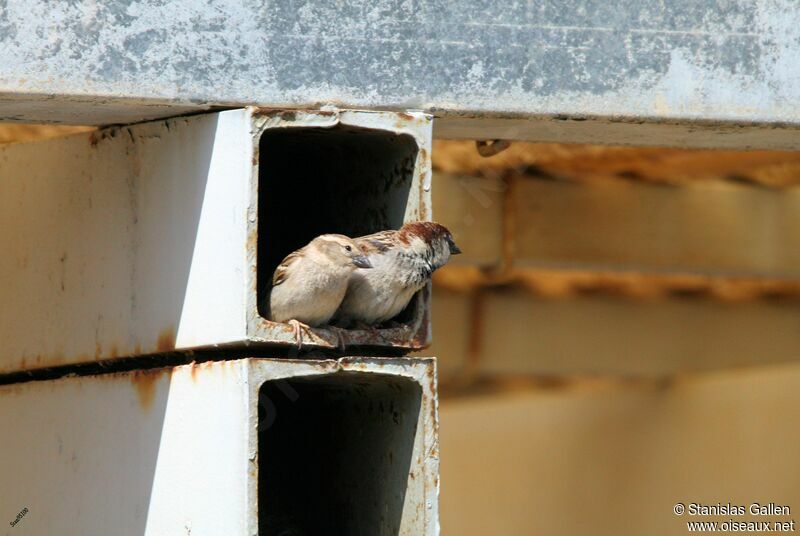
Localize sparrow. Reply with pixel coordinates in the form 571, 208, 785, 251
333, 221, 461, 328
266, 234, 373, 346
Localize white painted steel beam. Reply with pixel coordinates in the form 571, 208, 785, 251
0, 108, 433, 374
0, 357, 439, 536
1, 2, 800, 148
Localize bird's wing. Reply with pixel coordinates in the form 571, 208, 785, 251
271, 248, 304, 287
356, 230, 398, 254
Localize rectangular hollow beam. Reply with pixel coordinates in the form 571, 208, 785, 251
2, 2, 800, 148
0, 357, 439, 535
0, 108, 432, 374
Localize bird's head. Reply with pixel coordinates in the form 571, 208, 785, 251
313, 234, 373, 270
400, 221, 461, 269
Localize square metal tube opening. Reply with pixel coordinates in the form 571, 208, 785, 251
258, 372, 422, 535
250, 111, 433, 351
256, 125, 417, 316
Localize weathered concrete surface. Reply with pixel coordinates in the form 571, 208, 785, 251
0, 1, 799, 146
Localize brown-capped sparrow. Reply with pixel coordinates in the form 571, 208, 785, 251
266, 234, 372, 346
333, 221, 461, 328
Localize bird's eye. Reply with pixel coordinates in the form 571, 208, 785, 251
345, 245, 352, 251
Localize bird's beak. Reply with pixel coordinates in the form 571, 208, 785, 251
450, 242, 462, 255
352, 255, 373, 269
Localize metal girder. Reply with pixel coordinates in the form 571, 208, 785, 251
439, 365, 800, 535
0, 108, 432, 373
1, 2, 800, 148
433, 171, 800, 278
428, 289, 800, 378
0, 357, 440, 535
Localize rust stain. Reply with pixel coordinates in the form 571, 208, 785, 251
88, 129, 117, 148
246, 228, 258, 252
157, 327, 176, 352
428, 398, 438, 438
189, 362, 199, 382
279, 110, 297, 122
425, 360, 436, 386
94, 342, 102, 359
130, 369, 169, 411
134, 344, 142, 356
396, 113, 417, 129
109, 345, 119, 359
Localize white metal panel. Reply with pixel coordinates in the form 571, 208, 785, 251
129, 110, 252, 351
0, 357, 439, 536
0, 111, 252, 371
0, 361, 251, 535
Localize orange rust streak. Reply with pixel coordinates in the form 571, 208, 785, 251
157, 327, 176, 353
130, 369, 169, 411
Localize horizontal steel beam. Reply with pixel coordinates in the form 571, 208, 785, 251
429, 289, 800, 378
1, 2, 800, 148
0, 357, 439, 535
434, 171, 800, 279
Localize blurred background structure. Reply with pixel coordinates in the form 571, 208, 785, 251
6, 126, 798, 534
426, 141, 800, 534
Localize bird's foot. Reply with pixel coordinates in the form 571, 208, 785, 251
288, 319, 311, 350
331, 326, 348, 353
